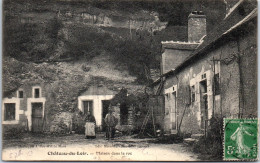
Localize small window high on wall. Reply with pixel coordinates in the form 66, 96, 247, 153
34, 88, 40, 98
4, 103, 15, 121
18, 90, 23, 98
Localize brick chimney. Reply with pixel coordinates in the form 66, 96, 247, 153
188, 11, 206, 42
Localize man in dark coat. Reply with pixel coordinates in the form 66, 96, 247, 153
104, 107, 118, 140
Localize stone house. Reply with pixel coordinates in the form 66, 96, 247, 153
2, 83, 49, 132
78, 85, 137, 132
151, 0, 257, 135
77, 85, 115, 131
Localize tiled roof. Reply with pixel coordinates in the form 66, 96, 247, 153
161, 41, 201, 50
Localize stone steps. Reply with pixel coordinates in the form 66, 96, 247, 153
183, 138, 197, 145
183, 134, 204, 146
191, 133, 204, 139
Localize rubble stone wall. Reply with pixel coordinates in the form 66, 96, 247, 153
238, 22, 257, 117
162, 38, 243, 134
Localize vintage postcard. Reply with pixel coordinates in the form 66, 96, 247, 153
2, 0, 258, 161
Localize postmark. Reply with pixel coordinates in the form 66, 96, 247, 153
224, 119, 258, 160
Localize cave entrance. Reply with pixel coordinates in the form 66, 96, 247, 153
120, 103, 128, 125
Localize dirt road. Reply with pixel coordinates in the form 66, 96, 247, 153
2, 133, 199, 161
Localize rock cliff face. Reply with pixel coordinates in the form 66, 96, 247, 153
60, 10, 167, 31
17, 3, 167, 32
4, 0, 166, 84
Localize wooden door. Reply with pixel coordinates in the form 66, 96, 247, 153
32, 103, 43, 132
200, 80, 208, 129
170, 92, 177, 132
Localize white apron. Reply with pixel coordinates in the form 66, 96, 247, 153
85, 122, 95, 136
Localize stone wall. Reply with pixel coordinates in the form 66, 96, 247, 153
161, 48, 193, 74
147, 96, 164, 130
113, 104, 135, 133
218, 39, 240, 118
238, 20, 257, 117
127, 105, 135, 126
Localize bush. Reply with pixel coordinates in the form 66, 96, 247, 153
192, 117, 223, 160
50, 118, 71, 135
3, 125, 27, 139
72, 110, 86, 134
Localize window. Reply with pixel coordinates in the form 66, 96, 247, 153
191, 85, 196, 102
199, 80, 207, 94
214, 73, 220, 95
34, 88, 40, 98
201, 73, 206, 80
213, 60, 220, 95
4, 103, 16, 121
32, 86, 42, 98
83, 101, 93, 115
18, 91, 24, 98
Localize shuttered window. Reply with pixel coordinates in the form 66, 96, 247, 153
214, 73, 220, 95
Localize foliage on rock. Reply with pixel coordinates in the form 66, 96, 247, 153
72, 109, 87, 134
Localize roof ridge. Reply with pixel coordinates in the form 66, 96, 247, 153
223, 8, 257, 35
224, 0, 244, 19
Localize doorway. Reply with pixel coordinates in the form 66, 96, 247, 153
120, 103, 128, 125
170, 92, 177, 131
102, 100, 110, 131
31, 102, 43, 132
199, 80, 208, 129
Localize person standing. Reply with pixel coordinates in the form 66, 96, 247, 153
85, 111, 96, 139
104, 107, 118, 140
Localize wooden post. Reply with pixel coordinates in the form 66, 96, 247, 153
212, 57, 215, 117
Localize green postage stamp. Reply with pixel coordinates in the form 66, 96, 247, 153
224, 119, 258, 160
